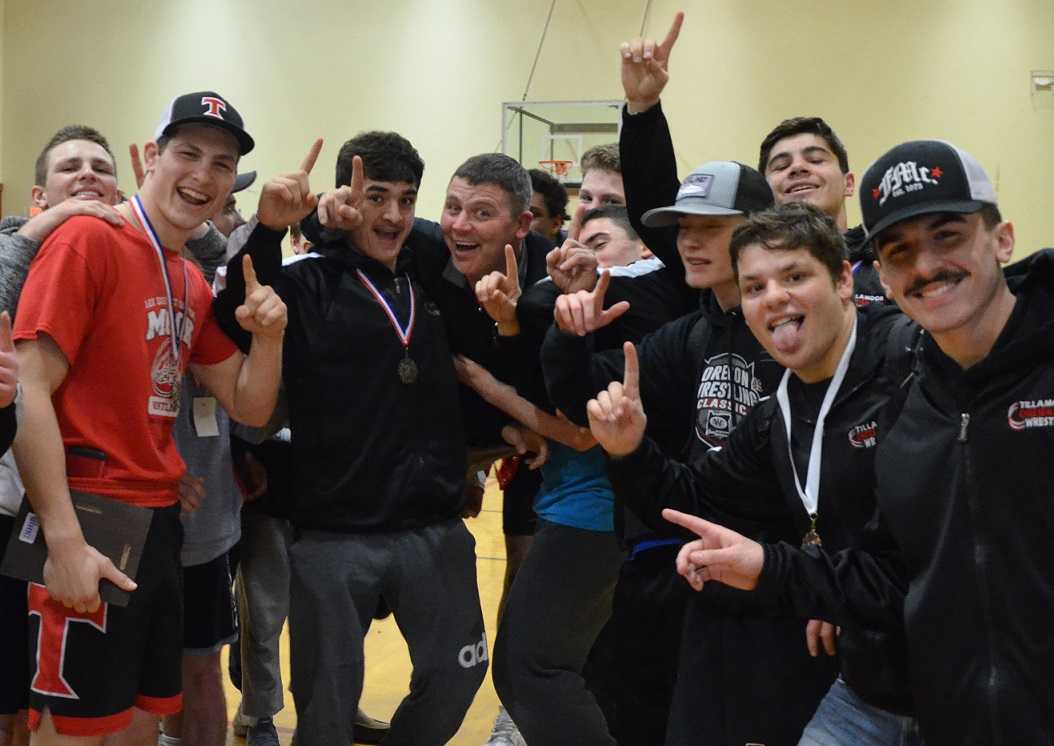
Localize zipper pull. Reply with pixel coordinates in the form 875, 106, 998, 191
958, 412, 970, 442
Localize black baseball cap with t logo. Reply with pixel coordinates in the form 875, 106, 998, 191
154, 91, 255, 156
860, 140, 996, 241
640, 161, 773, 227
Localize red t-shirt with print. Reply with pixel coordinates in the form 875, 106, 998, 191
14, 215, 237, 506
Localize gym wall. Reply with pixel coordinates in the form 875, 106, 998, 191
2, 0, 1051, 255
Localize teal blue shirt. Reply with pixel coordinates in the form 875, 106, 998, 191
534, 443, 614, 532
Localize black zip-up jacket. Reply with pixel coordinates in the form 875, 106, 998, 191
756, 249, 1054, 744
217, 222, 467, 533
300, 211, 554, 448
608, 304, 918, 716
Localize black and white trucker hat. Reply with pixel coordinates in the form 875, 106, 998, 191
860, 140, 996, 240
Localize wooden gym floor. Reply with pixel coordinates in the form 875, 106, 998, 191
222, 474, 508, 745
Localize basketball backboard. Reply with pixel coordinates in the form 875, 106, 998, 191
500, 99, 622, 189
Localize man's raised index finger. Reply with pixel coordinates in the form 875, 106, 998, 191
299, 137, 324, 174
622, 341, 640, 399
504, 244, 519, 284
243, 254, 259, 292
569, 204, 586, 242
350, 155, 365, 199
659, 11, 685, 55
595, 269, 612, 303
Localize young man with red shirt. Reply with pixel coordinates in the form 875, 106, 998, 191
12, 91, 292, 745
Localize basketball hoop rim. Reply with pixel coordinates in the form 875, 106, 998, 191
538, 159, 574, 177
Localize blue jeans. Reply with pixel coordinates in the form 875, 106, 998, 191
800, 677, 922, 746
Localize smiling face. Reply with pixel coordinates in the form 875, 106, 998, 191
739, 244, 855, 381
441, 177, 531, 284
764, 133, 854, 222
676, 213, 743, 295
348, 180, 417, 270
875, 211, 1014, 342
578, 168, 625, 211
32, 139, 119, 209
141, 124, 239, 244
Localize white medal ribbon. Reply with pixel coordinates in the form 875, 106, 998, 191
355, 269, 416, 349
775, 322, 858, 521
130, 195, 189, 363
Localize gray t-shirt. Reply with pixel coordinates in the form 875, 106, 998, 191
172, 374, 241, 566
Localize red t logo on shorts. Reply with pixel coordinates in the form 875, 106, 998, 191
200, 96, 227, 120
27, 583, 108, 699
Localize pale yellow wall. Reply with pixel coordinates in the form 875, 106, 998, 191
2, 0, 1053, 254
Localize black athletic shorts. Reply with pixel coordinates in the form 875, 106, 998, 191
502, 465, 539, 537
27, 504, 183, 737
182, 550, 237, 654
0, 514, 29, 714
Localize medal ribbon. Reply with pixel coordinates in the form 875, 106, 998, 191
775, 322, 858, 523
355, 269, 416, 350
130, 195, 189, 363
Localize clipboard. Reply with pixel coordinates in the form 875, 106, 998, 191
0, 491, 152, 607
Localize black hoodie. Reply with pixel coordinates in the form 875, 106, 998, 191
757, 249, 1054, 744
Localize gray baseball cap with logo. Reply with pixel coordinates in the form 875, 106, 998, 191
641, 161, 773, 227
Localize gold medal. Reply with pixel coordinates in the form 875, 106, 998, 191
355, 269, 419, 386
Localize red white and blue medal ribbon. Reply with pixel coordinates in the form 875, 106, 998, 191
130, 195, 189, 364
775, 322, 857, 547
355, 269, 418, 383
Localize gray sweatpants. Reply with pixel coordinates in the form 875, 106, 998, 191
288, 519, 487, 746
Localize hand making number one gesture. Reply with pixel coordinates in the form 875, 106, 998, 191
235, 254, 287, 339
586, 341, 647, 457
621, 11, 684, 113
258, 138, 324, 230
318, 154, 367, 231
475, 244, 522, 334
553, 269, 631, 337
